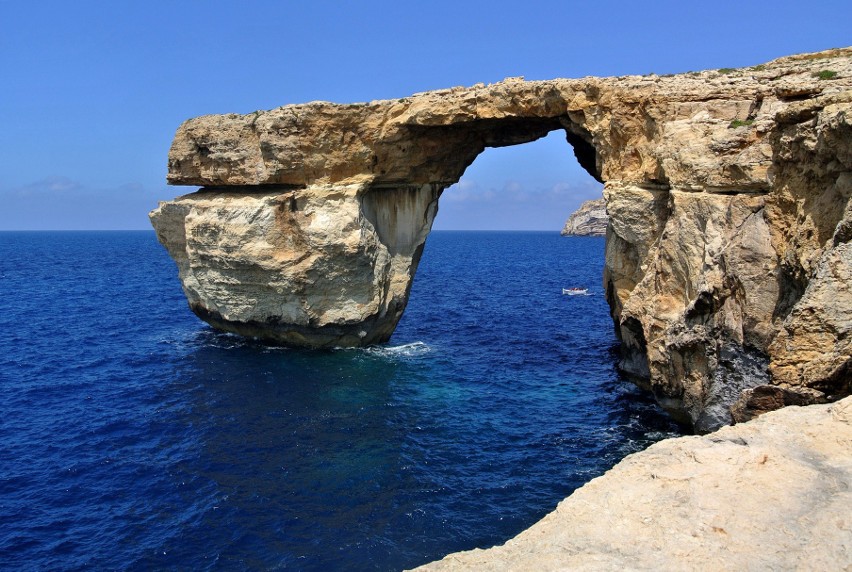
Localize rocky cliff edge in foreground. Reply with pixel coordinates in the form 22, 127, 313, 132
413, 396, 852, 571
152, 48, 852, 432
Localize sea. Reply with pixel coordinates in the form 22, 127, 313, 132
0, 230, 681, 571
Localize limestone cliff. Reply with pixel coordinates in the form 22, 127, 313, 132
413, 396, 852, 571
561, 198, 608, 236
152, 47, 852, 431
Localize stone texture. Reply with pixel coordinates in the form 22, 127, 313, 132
560, 198, 608, 236
152, 47, 852, 429
412, 396, 852, 571
150, 182, 439, 347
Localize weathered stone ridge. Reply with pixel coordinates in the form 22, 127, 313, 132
561, 198, 608, 236
152, 47, 852, 431
412, 397, 852, 571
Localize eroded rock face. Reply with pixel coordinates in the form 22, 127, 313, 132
152, 48, 852, 430
413, 396, 852, 571
560, 198, 608, 236
150, 182, 439, 347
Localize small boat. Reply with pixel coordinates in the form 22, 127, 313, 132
562, 287, 588, 295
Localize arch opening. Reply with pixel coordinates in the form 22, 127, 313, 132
432, 129, 604, 231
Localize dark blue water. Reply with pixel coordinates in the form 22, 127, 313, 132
0, 231, 680, 571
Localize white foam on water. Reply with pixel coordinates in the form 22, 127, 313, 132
644, 430, 680, 441
363, 341, 432, 359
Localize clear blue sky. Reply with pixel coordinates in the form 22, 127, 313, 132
1, 0, 848, 230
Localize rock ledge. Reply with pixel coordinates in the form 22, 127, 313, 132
413, 396, 852, 571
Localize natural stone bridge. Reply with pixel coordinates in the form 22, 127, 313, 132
152, 48, 852, 432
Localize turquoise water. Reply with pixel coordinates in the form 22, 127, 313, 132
0, 231, 680, 570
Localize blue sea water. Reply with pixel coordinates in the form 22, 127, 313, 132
0, 231, 680, 571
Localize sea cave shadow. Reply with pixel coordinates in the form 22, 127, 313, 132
601, 342, 690, 435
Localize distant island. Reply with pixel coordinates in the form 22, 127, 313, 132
560, 198, 608, 236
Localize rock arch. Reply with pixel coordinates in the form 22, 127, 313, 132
152, 48, 852, 431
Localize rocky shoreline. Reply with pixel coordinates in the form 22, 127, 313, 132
413, 397, 852, 570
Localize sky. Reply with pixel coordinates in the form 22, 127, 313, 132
1, 0, 849, 230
